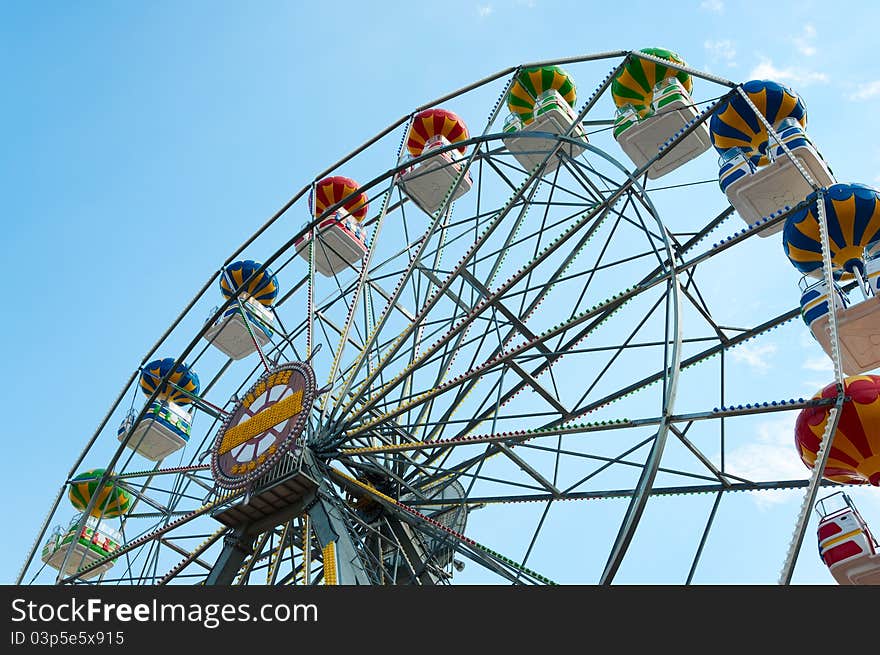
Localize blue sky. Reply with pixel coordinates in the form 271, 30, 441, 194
5, 0, 880, 585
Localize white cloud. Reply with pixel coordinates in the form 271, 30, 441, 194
803, 356, 832, 372
849, 80, 880, 101
724, 414, 808, 508
749, 58, 828, 87
700, 0, 723, 12
792, 24, 817, 57
730, 342, 777, 373
804, 378, 829, 392
799, 330, 818, 349
477, 4, 493, 16
802, 353, 833, 392
704, 39, 737, 67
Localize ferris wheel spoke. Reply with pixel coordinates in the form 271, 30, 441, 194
116, 483, 172, 514
464, 200, 589, 261
513, 335, 716, 360
337, 407, 798, 505
351, 517, 408, 585
464, 203, 600, 273
447, 282, 671, 446
336, 151, 648, 436
509, 250, 660, 310
233, 529, 273, 585
396, 516, 525, 585
562, 305, 800, 425
515, 174, 565, 318
507, 360, 571, 416
329, 90, 522, 422
354, 456, 550, 496
513, 499, 555, 582
365, 317, 488, 400
683, 280, 720, 333
342, 206, 627, 428
156, 527, 225, 585
409, 423, 650, 500
335, 173, 550, 423
130, 483, 210, 509
479, 148, 531, 192
264, 521, 293, 585
555, 212, 633, 329
462, 187, 633, 350
566, 292, 668, 411
394, 280, 667, 455
496, 443, 562, 495
559, 155, 628, 206
342, 357, 513, 440
685, 490, 725, 585
419, 229, 636, 442
368, 352, 558, 458
115, 464, 210, 481
404, 478, 834, 508
677, 202, 801, 272
667, 423, 736, 487
399, 268, 512, 410
290, 255, 418, 331
358, 413, 451, 478
341, 449, 437, 501
358, 136, 613, 399
624, 208, 672, 271
518, 436, 725, 492
679, 284, 731, 345
116, 530, 142, 586
332, 466, 555, 584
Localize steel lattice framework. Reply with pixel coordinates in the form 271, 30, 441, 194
19, 51, 846, 586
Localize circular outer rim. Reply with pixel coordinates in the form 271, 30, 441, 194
210, 361, 317, 490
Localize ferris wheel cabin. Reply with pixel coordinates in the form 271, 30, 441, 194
796, 249, 880, 375
398, 135, 474, 215
614, 78, 711, 179
40, 514, 123, 580
816, 296, 880, 375
837, 248, 880, 374
502, 89, 588, 174
720, 119, 835, 234
203, 295, 275, 360
816, 491, 880, 585
294, 212, 368, 277
799, 277, 848, 343
117, 400, 192, 461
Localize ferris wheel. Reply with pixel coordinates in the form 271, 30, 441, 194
19, 48, 880, 586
